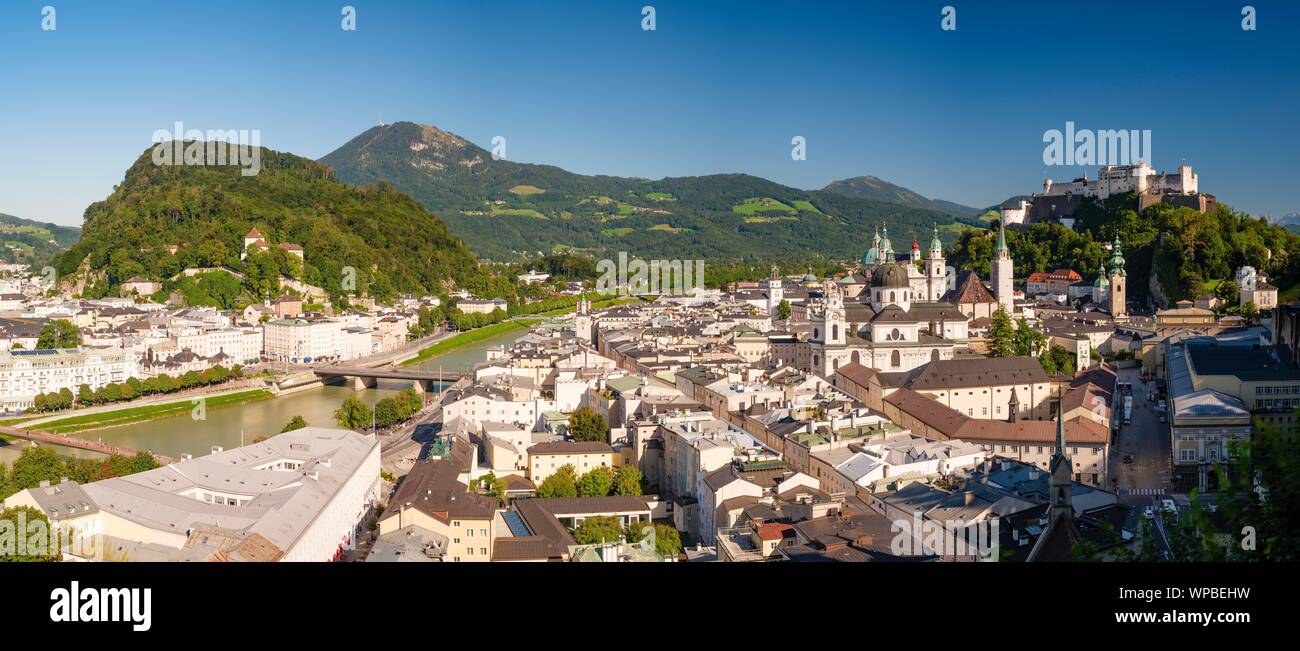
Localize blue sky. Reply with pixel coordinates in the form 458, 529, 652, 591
1, 0, 1297, 226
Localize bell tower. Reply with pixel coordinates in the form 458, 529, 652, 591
926, 225, 946, 301
1108, 237, 1127, 319
766, 265, 783, 318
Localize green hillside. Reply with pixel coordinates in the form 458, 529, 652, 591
0, 213, 80, 269
319, 122, 961, 261
53, 144, 479, 303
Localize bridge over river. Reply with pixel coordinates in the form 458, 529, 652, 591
312, 366, 464, 392
0, 425, 177, 464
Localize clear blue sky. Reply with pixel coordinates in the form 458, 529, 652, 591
2, 0, 1297, 226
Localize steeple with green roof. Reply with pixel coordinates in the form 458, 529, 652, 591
1108, 236, 1127, 276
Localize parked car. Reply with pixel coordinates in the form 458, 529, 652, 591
1143, 507, 1155, 520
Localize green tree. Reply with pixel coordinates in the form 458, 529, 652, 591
776, 299, 791, 321
1039, 345, 1077, 376
129, 451, 160, 474
567, 407, 608, 443
36, 319, 83, 349
1013, 317, 1046, 357
624, 521, 682, 558
573, 515, 623, 545
9, 446, 67, 491
986, 306, 1015, 358
612, 464, 644, 496
576, 466, 614, 497
0, 506, 60, 561
535, 464, 578, 498
333, 396, 373, 430
281, 415, 308, 432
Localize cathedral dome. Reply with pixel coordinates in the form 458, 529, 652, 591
870, 262, 910, 289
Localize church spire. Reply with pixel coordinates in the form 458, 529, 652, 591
996, 219, 1008, 253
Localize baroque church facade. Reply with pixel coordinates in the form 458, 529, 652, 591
805, 226, 984, 378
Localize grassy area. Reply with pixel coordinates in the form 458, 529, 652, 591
600, 227, 636, 238
791, 199, 823, 214
400, 296, 643, 367
732, 197, 796, 215
399, 320, 536, 367
644, 192, 676, 201
508, 184, 546, 196
742, 216, 799, 224
32, 389, 274, 435
648, 223, 687, 233
0, 415, 43, 427
490, 206, 548, 219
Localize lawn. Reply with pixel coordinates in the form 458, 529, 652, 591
644, 192, 676, 201
399, 321, 536, 367
648, 223, 686, 233
791, 200, 823, 214
490, 206, 548, 219
508, 184, 546, 196
732, 197, 796, 215
601, 227, 637, 238
742, 216, 799, 224
32, 389, 274, 435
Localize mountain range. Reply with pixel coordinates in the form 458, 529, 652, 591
319, 122, 968, 261
0, 213, 81, 269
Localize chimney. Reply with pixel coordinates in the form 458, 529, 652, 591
211, 445, 224, 455
963, 490, 975, 506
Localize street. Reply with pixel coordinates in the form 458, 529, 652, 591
1108, 366, 1176, 556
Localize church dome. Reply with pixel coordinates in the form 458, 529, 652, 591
870, 262, 910, 289
802, 272, 818, 282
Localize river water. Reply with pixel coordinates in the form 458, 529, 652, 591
15, 326, 532, 461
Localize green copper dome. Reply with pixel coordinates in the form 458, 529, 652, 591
1094, 263, 1110, 288
929, 225, 943, 252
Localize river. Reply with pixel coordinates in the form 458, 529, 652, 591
19, 325, 531, 461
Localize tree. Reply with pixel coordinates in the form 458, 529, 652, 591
567, 407, 609, 443
36, 319, 82, 349
0, 506, 60, 561
573, 515, 623, 545
9, 446, 67, 491
624, 521, 681, 558
986, 306, 1015, 357
334, 396, 373, 430
1013, 317, 1046, 357
576, 466, 613, 497
1039, 345, 1077, 376
129, 451, 160, 474
535, 464, 578, 498
281, 415, 308, 432
612, 464, 644, 496
776, 299, 791, 321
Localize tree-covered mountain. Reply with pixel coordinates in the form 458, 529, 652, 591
821, 175, 978, 216
53, 144, 479, 303
0, 213, 80, 269
319, 122, 964, 261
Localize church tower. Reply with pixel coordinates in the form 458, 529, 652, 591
925, 226, 946, 302
1091, 262, 1110, 305
991, 220, 1015, 315
1049, 399, 1074, 509
810, 280, 847, 377
1107, 237, 1127, 319
766, 265, 783, 318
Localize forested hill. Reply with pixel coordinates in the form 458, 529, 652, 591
947, 193, 1300, 308
0, 213, 80, 269
53, 144, 479, 302
319, 122, 964, 261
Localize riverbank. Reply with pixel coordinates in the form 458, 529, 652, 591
398, 295, 641, 368
399, 319, 538, 367
30, 389, 275, 435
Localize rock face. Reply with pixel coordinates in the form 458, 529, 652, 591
1148, 267, 1170, 309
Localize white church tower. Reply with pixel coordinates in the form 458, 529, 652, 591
991, 220, 1015, 314
925, 226, 946, 301
766, 265, 784, 318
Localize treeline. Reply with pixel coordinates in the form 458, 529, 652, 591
29, 364, 244, 413
334, 389, 425, 430
0, 445, 159, 501
949, 194, 1300, 306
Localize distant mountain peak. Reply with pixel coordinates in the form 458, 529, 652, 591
821, 175, 977, 217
